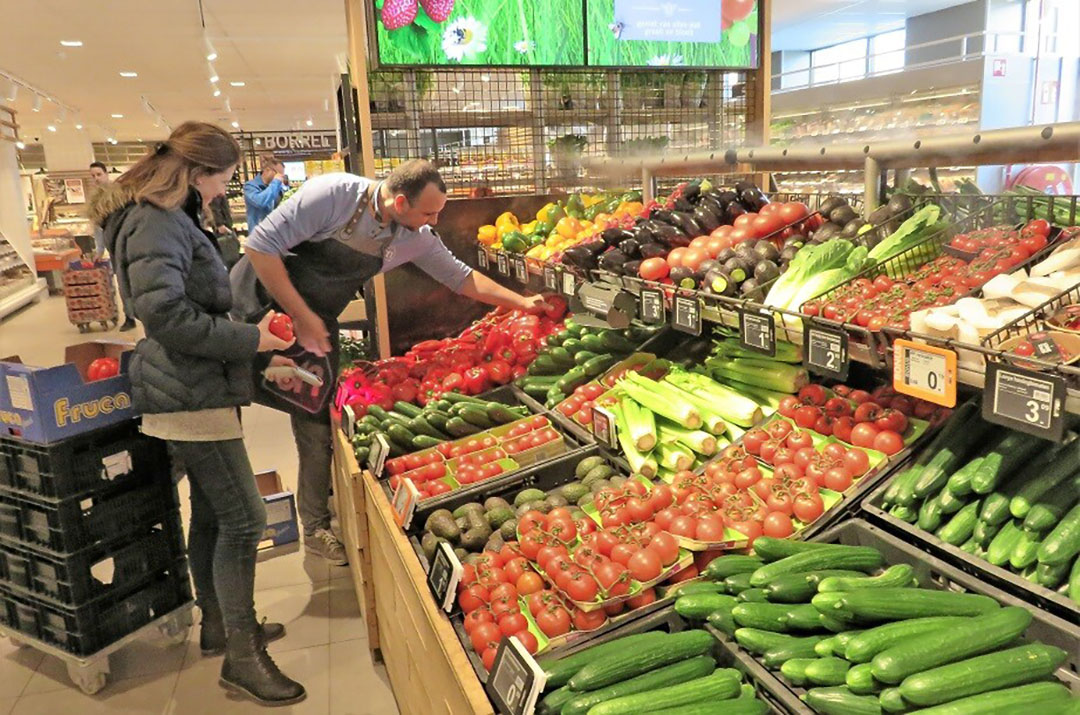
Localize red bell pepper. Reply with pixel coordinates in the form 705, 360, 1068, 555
390, 378, 419, 403
486, 359, 511, 385
510, 364, 528, 380
543, 295, 568, 321
463, 366, 489, 395
483, 328, 509, 355
441, 372, 464, 393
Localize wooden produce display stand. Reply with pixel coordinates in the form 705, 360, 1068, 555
332, 428, 494, 715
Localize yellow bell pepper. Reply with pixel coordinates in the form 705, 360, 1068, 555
477, 225, 498, 245
495, 211, 520, 238
525, 245, 545, 259
521, 220, 538, 236
536, 203, 556, 223
555, 216, 583, 240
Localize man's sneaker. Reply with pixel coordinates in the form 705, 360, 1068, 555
305, 529, 348, 566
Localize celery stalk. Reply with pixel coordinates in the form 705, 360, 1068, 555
664, 373, 762, 428
619, 372, 702, 429
658, 421, 717, 456
613, 400, 656, 478
706, 357, 809, 394
658, 443, 693, 471
619, 396, 657, 452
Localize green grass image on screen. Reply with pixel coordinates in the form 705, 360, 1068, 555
374, 0, 585, 66
586, 0, 758, 68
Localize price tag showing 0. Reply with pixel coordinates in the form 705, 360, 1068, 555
486, 637, 546, 715
893, 339, 957, 407
983, 362, 1066, 441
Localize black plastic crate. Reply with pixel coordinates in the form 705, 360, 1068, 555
0, 421, 169, 501
0, 479, 179, 555
0, 567, 193, 656
0, 518, 186, 605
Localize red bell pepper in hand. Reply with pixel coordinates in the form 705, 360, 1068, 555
543, 295, 568, 321
486, 359, 511, 385
463, 366, 489, 395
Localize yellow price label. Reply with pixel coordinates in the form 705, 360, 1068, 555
893, 339, 957, 407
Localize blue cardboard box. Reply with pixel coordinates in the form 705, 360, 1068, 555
255, 470, 299, 549
0, 341, 135, 444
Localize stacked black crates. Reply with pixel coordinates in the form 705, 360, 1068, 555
0, 420, 192, 656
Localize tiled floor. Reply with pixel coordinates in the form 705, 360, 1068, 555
0, 296, 399, 714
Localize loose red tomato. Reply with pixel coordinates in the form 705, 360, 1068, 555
823, 467, 854, 492
627, 547, 663, 582
762, 511, 794, 538
639, 257, 670, 281
535, 606, 572, 637
268, 313, 294, 341
850, 422, 880, 449
792, 492, 825, 523
872, 430, 904, 455
794, 406, 822, 429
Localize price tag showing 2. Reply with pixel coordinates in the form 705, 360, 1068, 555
893, 339, 957, 407
804, 324, 849, 380
983, 362, 1066, 441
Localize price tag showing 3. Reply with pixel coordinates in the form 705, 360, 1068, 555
638, 287, 665, 325
893, 339, 957, 407
983, 362, 1066, 441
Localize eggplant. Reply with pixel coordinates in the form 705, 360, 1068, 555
673, 197, 695, 213
639, 242, 669, 259
561, 245, 595, 270
716, 190, 738, 206
669, 211, 705, 238
653, 224, 692, 248
601, 227, 635, 246
735, 181, 755, 194
669, 266, 696, 288
887, 194, 912, 215
597, 249, 629, 272
699, 196, 727, 221
632, 223, 657, 244
867, 205, 893, 226
841, 218, 866, 238
703, 268, 736, 297
754, 260, 780, 283
726, 202, 747, 223
622, 259, 642, 277
682, 182, 702, 201
652, 210, 680, 227
740, 188, 763, 210
754, 241, 780, 263
818, 196, 846, 216
581, 238, 607, 255
829, 205, 858, 226
693, 205, 721, 232
618, 238, 642, 258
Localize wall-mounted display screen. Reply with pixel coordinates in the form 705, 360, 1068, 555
586, 0, 758, 68
373, 0, 586, 66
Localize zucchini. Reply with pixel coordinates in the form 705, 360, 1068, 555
675, 593, 738, 620
733, 628, 800, 655
970, 432, 1044, 495
673, 581, 728, 596
538, 631, 669, 688
366, 404, 390, 422
393, 401, 422, 418
703, 555, 763, 581
912, 681, 1070, 715
1010, 441, 1080, 518
937, 486, 969, 514
386, 423, 417, 450
732, 602, 794, 632
572, 350, 601, 366
845, 616, 971, 663
972, 518, 1001, 548
945, 456, 985, 497
1037, 502, 1080, 565
753, 537, 833, 562
555, 367, 589, 395
780, 657, 815, 686
587, 670, 742, 715
749, 546, 885, 587
353, 447, 369, 463
877, 687, 908, 713
986, 519, 1024, 566
1009, 529, 1042, 569
411, 435, 441, 449
567, 630, 714, 690
805, 687, 884, 715
599, 330, 637, 353
918, 494, 945, 532
898, 643, 1067, 707
846, 663, 881, 695
485, 402, 519, 425
546, 346, 574, 368
825, 588, 999, 622
458, 406, 495, 428
805, 657, 851, 686
425, 411, 452, 433
408, 416, 445, 439
444, 417, 481, 437
558, 655, 717, 715
736, 588, 769, 603
442, 392, 487, 405
764, 570, 865, 603
817, 565, 915, 592
723, 572, 754, 594
581, 354, 617, 377
870, 606, 1031, 684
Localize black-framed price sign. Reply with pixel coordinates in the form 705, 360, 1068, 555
561, 270, 576, 299
512, 255, 528, 284
367, 433, 390, 478
486, 636, 546, 715
672, 294, 702, 335
639, 287, 665, 325
804, 324, 849, 380
982, 362, 1067, 441
591, 405, 618, 449
496, 252, 511, 277
739, 309, 776, 356
543, 265, 558, 291
477, 246, 489, 271
426, 541, 464, 612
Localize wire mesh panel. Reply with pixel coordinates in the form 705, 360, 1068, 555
366, 68, 755, 197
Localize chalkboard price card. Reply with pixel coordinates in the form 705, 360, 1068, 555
477, 247, 489, 271
561, 270, 576, 299
983, 361, 1066, 441
591, 405, 618, 449
486, 636, 547, 715
805, 324, 849, 380
739, 309, 775, 356
390, 477, 419, 529
513, 255, 529, 284
426, 541, 464, 613
543, 265, 558, 291
368, 433, 390, 478
639, 287, 665, 325
673, 295, 702, 335
496, 252, 511, 277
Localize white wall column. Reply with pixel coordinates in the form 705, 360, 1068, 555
0, 138, 33, 267
40, 128, 95, 172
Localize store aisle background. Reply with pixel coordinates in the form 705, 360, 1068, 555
0, 296, 399, 715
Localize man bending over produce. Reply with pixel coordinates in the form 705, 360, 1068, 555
231, 160, 547, 565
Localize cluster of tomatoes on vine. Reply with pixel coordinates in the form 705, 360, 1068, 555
458, 544, 543, 669
775, 384, 907, 455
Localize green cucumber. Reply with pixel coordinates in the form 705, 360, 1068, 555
986, 519, 1024, 566
817, 565, 915, 592
972, 518, 1001, 548
1037, 502, 1080, 565
703, 555, 764, 580
485, 402, 519, 424
912, 681, 1070, 715
736, 588, 769, 603
885, 468, 921, 509
825, 588, 999, 622
908, 400, 985, 499
444, 417, 481, 437
587, 670, 742, 715
816, 636, 840, 657
937, 486, 969, 515
567, 630, 714, 690
731, 602, 794, 632
706, 605, 737, 636
749, 546, 885, 586
805, 687, 884, 715
675, 593, 738, 620
970, 432, 1044, 495
1024, 496, 1076, 534
918, 494, 945, 531
870, 606, 1031, 684
763, 570, 865, 603
877, 687, 908, 713
673, 581, 728, 596
1069, 556, 1080, 602
408, 416, 445, 439
935, 501, 981, 545
1010, 440, 1080, 518
723, 572, 754, 594
1009, 529, 1042, 569
899, 642, 1067, 707
393, 401, 422, 418
888, 504, 916, 523
411, 435, 441, 449
1033, 559, 1069, 588
819, 612, 858, 633
558, 655, 717, 715
650, 699, 768, 715
538, 685, 576, 715
762, 635, 827, 668
733, 628, 800, 655
945, 456, 985, 497
786, 604, 828, 630
805, 657, 850, 686
753, 537, 835, 562
539, 631, 669, 689
846, 663, 881, 695
780, 657, 815, 686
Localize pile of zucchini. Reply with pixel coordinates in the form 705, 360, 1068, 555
516, 321, 662, 407
674, 537, 1077, 714
536, 629, 769, 715
350, 393, 529, 464
880, 401, 1080, 604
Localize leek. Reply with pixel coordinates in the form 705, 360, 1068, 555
613, 400, 657, 478
712, 337, 802, 364
619, 395, 657, 451
726, 423, 746, 443
718, 379, 788, 411
660, 382, 730, 435
658, 443, 694, 472
706, 357, 809, 394
658, 421, 717, 456
663, 371, 763, 428
620, 372, 702, 429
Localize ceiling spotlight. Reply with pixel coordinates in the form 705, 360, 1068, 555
75, 123, 83, 129
208, 63, 219, 83
231, 120, 240, 129
15, 141, 25, 149
109, 138, 118, 145
4, 82, 16, 102
32, 94, 42, 112
111, 113, 124, 118
47, 125, 57, 132
205, 36, 218, 61
305, 118, 313, 127
230, 81, 245, 87
213, 88, 221, 97
60, 40, 83, 47
119, 71, 138, 78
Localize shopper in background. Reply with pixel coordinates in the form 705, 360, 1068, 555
231, 160, 548, 566
243, 153, 289, 229
89, 122, 306, 707
88, 161, 137, 331
206, 193, 241, 270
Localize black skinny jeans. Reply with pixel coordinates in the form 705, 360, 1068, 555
170, 439, 266, 632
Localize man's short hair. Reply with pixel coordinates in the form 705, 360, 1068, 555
386, 159, 446, 204
89, 161, 107, 172
259, 153, 280, 171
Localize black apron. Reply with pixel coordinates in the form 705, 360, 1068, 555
232, 185, 391, 421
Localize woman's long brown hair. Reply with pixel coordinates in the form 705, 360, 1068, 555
105, 121, 240, 213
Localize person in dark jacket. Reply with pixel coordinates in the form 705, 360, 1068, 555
89, 122, 305, 707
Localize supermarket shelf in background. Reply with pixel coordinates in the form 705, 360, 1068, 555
0, 277, 47, 322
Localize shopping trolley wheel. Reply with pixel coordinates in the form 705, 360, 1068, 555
158, 612, 191, 646
67, 661, 109, 695
78, 323, 89, 333
99, 321, 109, 331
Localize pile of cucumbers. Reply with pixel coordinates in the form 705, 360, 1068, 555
516, 321, 663, 407
351, 393, 529, 464
417, 454, 619, 562
537, 629, 769, 715
674, 537, 1076, 714
880, 401, 1080, 604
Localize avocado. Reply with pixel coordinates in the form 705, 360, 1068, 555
577, 492, 595, 507
575, 456, 606, 478
454, 547, 469, 562
590, 479, 612, 494
812, 222, 841, 242
486, 507, 515, 528
420, 532, 441, 561
514, 488, 546, 507
829, 205, 857, 226
753, 241, 780, 263
544, 494, 569, 509
452, 502, 484, 520
741, 278, 764, 301
886, 194, 912, 215
704, 268, 735, 297
455, 516, 469, 532
485, 533, 506, 553
515, 503, 535, 518
722, 258, 748, 284
500, 518, 519, 540
428, 513, 461, 541
754, 260, 780, 284
841, 218, 865, 238
460, 527, 491, 551
867, 205, 893, 225
560, 482, 589, 504
583, 464, 615, 485
483, 496, 511, 512
424, 508, 454, 533
525, 499, 550, 514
